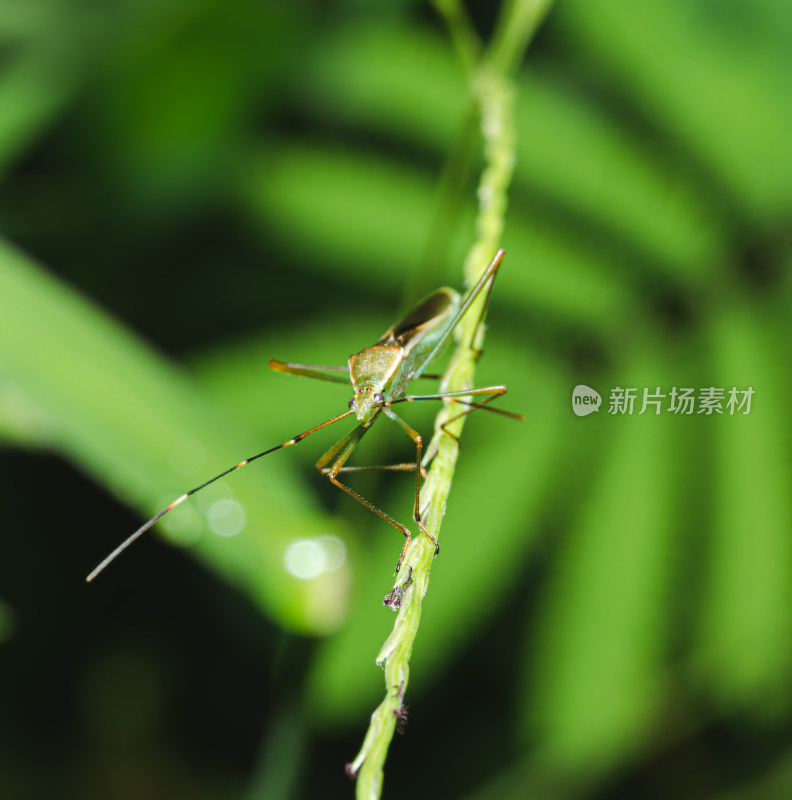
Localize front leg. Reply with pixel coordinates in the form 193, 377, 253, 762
315, 425, 415, 573
381, 407, 440, 558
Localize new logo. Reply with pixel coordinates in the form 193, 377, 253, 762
572, 384, 601, 416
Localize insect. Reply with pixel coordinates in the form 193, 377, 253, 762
87, 249, 522, 582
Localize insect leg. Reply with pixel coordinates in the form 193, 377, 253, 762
269, 359, 350, 384
315, 422, 421, 573
465, 252, 504, 358
333, 463, 428, 479
390, 385, 523, 421
382, 407, 440, 560
388, 385, 524, 463
418, 249, 505, 373
415, 373, 443, 381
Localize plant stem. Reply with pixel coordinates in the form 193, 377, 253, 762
348, 3, 554, 796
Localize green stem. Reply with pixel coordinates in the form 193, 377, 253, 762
349, 3, 554, 796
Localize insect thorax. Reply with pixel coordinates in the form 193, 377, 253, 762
349, 346, 402, 391
348, 345, 404, 423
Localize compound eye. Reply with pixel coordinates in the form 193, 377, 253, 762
373, 392, 385, 405
348, 396, 355, 410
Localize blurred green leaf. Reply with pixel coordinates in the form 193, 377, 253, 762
243, 141, 639, 333
692, 305, 792, 714
555, 0, 792, 220
296, 22, 468, 150
0, 1, 91, 175
80, 0, 293, 208
0, 237, 351, 634
512, 73, 727, 282
244, 144, 461, 287
529, 367, 673, 772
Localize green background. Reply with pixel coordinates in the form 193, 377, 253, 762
1, 0, 791, 797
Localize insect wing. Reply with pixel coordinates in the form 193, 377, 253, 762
376, 288, 461, 379
377, 289, 456, 347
